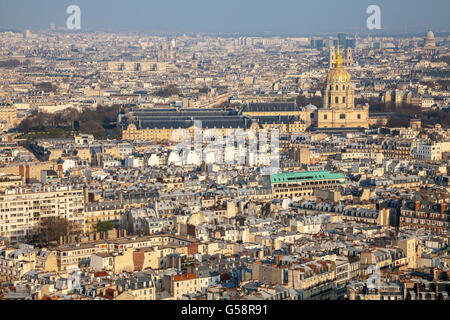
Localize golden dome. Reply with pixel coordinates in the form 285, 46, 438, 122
327, 41, 351, 83
327, 67, 351, 83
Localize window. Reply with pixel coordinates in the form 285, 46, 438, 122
335, 97, 338, 103
357, 114, 361, 119
342, 97, 346, 103
310, 113, 314, 119
324, 114, 327, 120
328, 96, 331, 104
340, 114, 345, 119
336, 85, 338, 90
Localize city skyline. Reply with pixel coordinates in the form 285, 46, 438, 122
0, 0, 449, 34
0, 0, 449, 305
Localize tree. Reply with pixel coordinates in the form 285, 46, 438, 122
153, 84, 180, 97
34, 217, 79, 245
96, 221, 114, 233
79, 119, 106, 138
18, 117, 33, 132
198, 86, 209, 94
35, 82, 58, 93
16, 104, 121, 139
0, 59, 21, 68
295, 94, 322, 107
387, 115, 410, 127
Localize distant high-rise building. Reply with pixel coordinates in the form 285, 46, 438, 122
311, 38, 324, 49
346, 38, 356, 48
338, 33, 347, 49
50, 23, 56, 31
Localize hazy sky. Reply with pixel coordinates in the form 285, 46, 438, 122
0, 0, 449, 34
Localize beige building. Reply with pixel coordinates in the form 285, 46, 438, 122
84, 201, 123, 233
0, 162, 62, 183
395, 238, 422, 269
116, 276, 156, 300
123, 120, 260, 143
0, 186, 85, 242
287, 260, 336, 299
0, 246, 36, 279
163, 272, 200, 299
91, 248, 134, 274
0, 174, 24, 191
0, 103, 19, 131
35, 248, 58, 272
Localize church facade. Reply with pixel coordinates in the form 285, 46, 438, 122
311, 43, 369, 129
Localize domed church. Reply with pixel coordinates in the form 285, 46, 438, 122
424, 28, 437, 56
311, 42, 369, 129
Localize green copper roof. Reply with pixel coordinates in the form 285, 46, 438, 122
270, 170, 345, 184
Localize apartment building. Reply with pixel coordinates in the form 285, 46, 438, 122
0, 186, 85, 242
0, 245, 36, 279
84, 201, 123, 233
287, 260, 336, 300
116, 275, 156, 300
54, 241, 109, 271
413, 141, 450, 161
270, 170, 345, 198
0, 103, 19, 131
164, 272, 200, 300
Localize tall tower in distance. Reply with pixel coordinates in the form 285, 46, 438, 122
338, 33, 347, 49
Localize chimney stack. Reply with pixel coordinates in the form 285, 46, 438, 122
415, 200, 420, 212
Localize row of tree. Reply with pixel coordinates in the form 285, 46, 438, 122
24, 217, 115, 247
153, 84, 180, 97
0, 59, 29, 68
18, 105, 121, 139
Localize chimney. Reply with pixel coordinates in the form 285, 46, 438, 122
415, 200, 420, 212
57, 164, 63, 178
83, 187, 89, 204
276, 255, 283, 266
